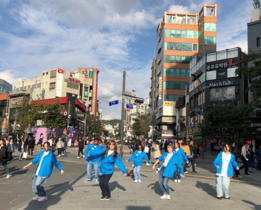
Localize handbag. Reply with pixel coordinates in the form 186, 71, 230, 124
127, 169, 134, 177
144, 146, 149, 153
23, 152, 28, 159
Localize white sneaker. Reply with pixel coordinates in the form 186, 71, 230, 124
134, 180, 138, 183
178, 180, 181, 183
6, 174, 11, 179
95, 179, 99, 183
38, 196, 48, 202
32, 196, 40, 200
77, 157, 80, 158
62, 154, 64, 156
160, 195, 167, 199
174, 179, 177, 182
82, 155, 85, 158
146, 163, 149, 166
138, 180, 141, 182
166, 195, 171, 200
58, 155, 61, 157
84, 179, 91, 183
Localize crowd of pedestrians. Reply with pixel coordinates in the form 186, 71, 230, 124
1, 134, 261, 203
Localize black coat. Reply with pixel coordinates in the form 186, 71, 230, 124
0, 146, 7, 163
28, 139, 35, 148
78, 141, 84, 149
18, 141, 28, 152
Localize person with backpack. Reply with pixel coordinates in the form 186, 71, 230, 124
23, 142, 64, 202
87, 141, 127, 200
6, 139, 15, 161
0, 139, 11, 178
126, 144, 151, 182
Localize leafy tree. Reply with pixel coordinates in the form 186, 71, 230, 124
103, 129, 109, 137
236, 50, 261, 106
198, 103, 253, 141
132, 113, 150, 145
85, 115, 104, 137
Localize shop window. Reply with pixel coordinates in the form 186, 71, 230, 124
210, 86, 235, 101
206, 71, 216, 80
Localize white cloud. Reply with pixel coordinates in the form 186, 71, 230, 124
0, 70, 17, 85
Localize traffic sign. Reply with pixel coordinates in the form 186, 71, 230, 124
69, 126, 74, 130
126, 104, 133, 109
60, 110, 64, 115
63, 111, 68, 116
109, 100, 119, 106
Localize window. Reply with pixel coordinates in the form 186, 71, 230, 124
45, 82, 48, 85
257, 37, 260, 47
163, 81, 188, 90
206, 71, 216, 80
43, 73, 45, 76
23, 86, 27, 90
210, 86, 235, 101
46, 72, 48, 75
50, 70, 56, 78
28, 85, 31, 89
164, 95, 183, 102
32, 84, 36, 89
20, 87, 23, 90
42, 82, 44, 86
204, 36, 216, 45
164, 55, 192, 64
227, 48, 238, 59
217, 50, 227, 60
164, 42, 193, 51
89, 71, 93, 78
207, 53, 216, 62
193, 44, 197, 51
67, 82, 79, 90
49, 83, 56, 90
37, 83, 41, 88
227, 67, 237, 78
204, 23, 216, 31
164, 68, 189, 77
165, 30, 198, 39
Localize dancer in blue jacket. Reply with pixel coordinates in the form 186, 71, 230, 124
23, 142, 64, 202
126, 144, 151, 182
87, 141, 127, 201
173, 141, 189, 182
213, 143, 239, 199
84, 138, 103, 182
153, 144, 184, 200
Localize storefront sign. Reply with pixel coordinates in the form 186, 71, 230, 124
57, 68, 64, 73
164, 102, 173, 106
216, 69, 227, 79
64, 78, 81, 83
207, 59, 236, 71
162, 117, 174, 123
187, 127, 193, 135
250, 123, 261, 127
163, 101, 174, 116
210, 139, 217, 143
192, 70, 203, 81
209, 79, 235, 87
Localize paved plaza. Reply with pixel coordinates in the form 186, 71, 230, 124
1, 147, 261, 210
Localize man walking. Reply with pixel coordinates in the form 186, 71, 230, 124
23, 142, 64, 202
84, 138, 103, 182
28, 136, 35, 156
231, 143, 242, 178
240, 142, 250, 175
187, 140, 197, 173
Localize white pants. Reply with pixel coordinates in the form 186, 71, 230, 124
216, 176, 230, 198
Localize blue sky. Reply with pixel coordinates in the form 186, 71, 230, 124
0, 0, 252, 119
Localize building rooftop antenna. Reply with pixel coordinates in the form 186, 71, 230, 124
253, 0, 260, 9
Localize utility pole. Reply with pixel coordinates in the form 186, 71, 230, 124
66, 100, 70, 143
120, 71, 126, 158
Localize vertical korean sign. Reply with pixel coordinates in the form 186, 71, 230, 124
159, 77, 163, 100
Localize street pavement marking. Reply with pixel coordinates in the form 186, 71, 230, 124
57, 159, 261, 185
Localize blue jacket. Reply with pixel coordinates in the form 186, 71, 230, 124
87, 148, 127, 175
213, 152, 239, 177
7, 143, 15, 152
174, 148, 188, 165
31, 150, 63, 178
128, 150, 150, 166
84, 144, 103, 162
158, 152, 184, 178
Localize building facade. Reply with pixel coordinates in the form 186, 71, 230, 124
14, 67, 99, 119
153, 4, 217, 140
0, 79, 12, 94
247, 2, 261, 147
188, 47, 244, 151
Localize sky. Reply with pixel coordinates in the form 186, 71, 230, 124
0, 0, 253, 120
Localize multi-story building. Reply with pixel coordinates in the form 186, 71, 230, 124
0, 79, 12, 93
0, 93, 9, 138
153, 4, 217, 140
14, 67, 100, 119
149, 57, 157, 135
246, 1, 261, 147
188, 47, 244, 152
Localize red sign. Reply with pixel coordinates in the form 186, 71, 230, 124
69, 78, 81, 83
60, 110, 64, 115
251, 123, 261, 127
210, 139, 217, 143
63, 111, 68, 116
229, 59, 233, 67
57, 68, 64, 73
85, 75, 88, 78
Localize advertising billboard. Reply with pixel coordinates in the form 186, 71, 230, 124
210, 86, 235, 101
159, 77, 163, 100
163, 101, 174, 116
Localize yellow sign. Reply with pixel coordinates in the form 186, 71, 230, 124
96, 112, 99, 116
164, 102, 173, 106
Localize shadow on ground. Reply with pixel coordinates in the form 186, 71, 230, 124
147, 181, 174, 196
